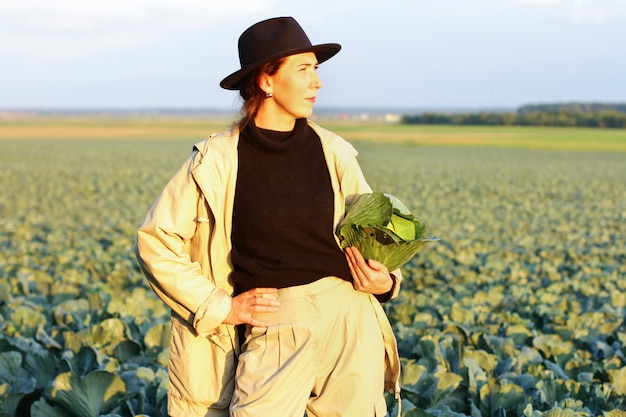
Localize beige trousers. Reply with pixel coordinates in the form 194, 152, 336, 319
230, 277, 390, 417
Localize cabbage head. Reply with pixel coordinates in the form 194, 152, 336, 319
336, 192, 439, 271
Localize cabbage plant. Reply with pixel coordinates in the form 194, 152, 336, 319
336, 192, 439, 271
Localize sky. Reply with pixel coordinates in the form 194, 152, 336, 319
1, 0, 625, 111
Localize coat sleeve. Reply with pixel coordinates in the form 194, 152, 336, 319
134, 151, 232, 336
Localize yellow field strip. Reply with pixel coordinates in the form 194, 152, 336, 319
1, 117, 625, 151
0, 118, 234, 140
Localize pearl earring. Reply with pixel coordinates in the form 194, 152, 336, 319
265, 92, 273, 98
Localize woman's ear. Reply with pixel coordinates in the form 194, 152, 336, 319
258, 73, 272, 93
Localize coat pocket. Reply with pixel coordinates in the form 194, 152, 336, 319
168, 315, 236, 410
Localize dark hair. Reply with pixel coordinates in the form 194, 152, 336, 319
236, 58, 284, 131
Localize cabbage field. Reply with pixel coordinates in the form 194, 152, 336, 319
1, 122, 626, 417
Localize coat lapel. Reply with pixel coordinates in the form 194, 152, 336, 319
190, 131, 239, 288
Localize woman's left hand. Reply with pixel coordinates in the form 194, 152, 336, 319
345, 246, 393, 295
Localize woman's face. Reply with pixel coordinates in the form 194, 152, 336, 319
257, 52, 322, 129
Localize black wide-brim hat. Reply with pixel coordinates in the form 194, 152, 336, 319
219, 17, 341, 91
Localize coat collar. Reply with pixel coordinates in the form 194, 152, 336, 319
187, 120, 358, 253
190, 127, 239, 256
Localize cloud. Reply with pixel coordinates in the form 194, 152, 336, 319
572, 0, 626, 22
1, 0, 283, 32
506, 0, 626, 21
0, 0, 284, 58
512, 0, 560, 4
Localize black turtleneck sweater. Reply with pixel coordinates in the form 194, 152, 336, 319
230, 118, 352, 293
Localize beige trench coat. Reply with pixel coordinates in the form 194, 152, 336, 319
135, 120, 402, 417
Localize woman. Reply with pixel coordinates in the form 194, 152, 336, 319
135, 16, 401, 417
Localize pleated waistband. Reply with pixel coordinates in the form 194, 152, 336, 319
252, 276, 354, 324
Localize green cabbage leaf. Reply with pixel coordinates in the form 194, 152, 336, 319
336, 192, 439, 271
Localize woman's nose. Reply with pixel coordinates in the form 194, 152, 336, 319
312, 73, 323, 89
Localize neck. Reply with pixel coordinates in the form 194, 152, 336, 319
254, 104, 297, 132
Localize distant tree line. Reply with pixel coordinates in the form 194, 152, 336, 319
518, 102, 626, 114
402, 102, 626, 128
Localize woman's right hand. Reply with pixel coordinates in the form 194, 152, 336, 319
223, 287, 279, 327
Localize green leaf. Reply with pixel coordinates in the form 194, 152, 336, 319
434, 368, 463, 393
154, 368, 169, 406
0, 351, 34, 393
400, 359, 428, 388
463, 349, 497, 373
399, 398, 417, 415
114, 339, 142, 363
47, 370, 125, 417
0, 282, 11, 303
533, 334, 574, 359
144, 322, 171, 365
106, 287, 169, 325
497, 383, 525, 408
480, 378, 525, 414
9, 306, 47, 338
36, 326, 63, 350
388, 213, 419, 241
449, 303, 474, 325
24, 348, 57, 390
119, 367, 155, 401
62, 331, 83, 354
403, 408, 431, 417
337, 192, 438, 270
384, 193, 412, 215
0, 393, 24, 416
544, 360, 569, 381
80, 318, 129, 356
144, 322, 170, 350
60, 345, 98, 375
607, 367, 626, 396
30, 398, 72, 417
342, 192, 393, 227
157, 349, 170, 369
0, 351, 23, 385
464, 357, 488, 396
543, 408, 577, 417
52, 299, 91, 330
338, 224, 436, 271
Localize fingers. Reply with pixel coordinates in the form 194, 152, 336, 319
344, 246, 392, 295
248, 287, 279, 297
243, 290, 279, 327
345, 246, 367, 270
246, 294, 280, 312
366, 257, 386, 272
242, 288, 280, 311
249, 295, 279, 308
224, 288, 280, 327
247, 317, 274, 328
345, 246, 369, 287
344, 247, 363, 286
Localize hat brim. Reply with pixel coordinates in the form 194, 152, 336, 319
219, 43, 341, 91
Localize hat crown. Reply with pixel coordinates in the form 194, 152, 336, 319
238, 17, 313, 68
219, 16, 340, 90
